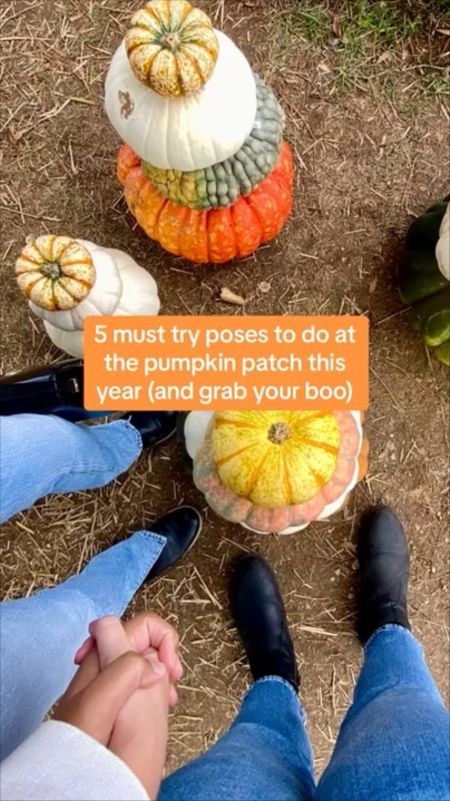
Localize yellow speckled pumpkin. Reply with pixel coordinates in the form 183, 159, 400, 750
117, 141, 294, 264
126, 0, 218, 97
16, 236, 95, 311
192, 410, 369, 534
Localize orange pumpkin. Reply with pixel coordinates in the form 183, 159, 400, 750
117, 142, 294, 263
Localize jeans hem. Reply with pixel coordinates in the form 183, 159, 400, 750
136, 530, 167, 547
38, 420, 143, 488
244, 674, 300, 698
117, 419, 144, 453
126, 531, 166, 588
365, 623, 413, 650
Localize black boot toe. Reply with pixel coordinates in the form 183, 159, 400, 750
146, 506, 202, 581
127, 412, 177, 448
230, 554, 299, 691
357, 505, 410, 643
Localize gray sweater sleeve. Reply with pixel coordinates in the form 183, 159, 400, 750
0, 720, 150, 801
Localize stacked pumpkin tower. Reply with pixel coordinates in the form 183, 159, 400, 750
105, 0, 294, 264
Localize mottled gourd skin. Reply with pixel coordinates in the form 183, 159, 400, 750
142, 75, 284, 209
126, 0, 219, 97
400, 197, 450, 366
211, 411, 341, 508
16, 236, 95, 312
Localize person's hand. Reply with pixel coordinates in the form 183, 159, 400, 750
75, 612, 183, 707
56, 615, 180, 798
55, 645, 166, 747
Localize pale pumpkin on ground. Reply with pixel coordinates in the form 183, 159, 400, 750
183, 410, 368, 534
400, 198, 450, 366
16, 236, 160, 358
435, 202, 450, 281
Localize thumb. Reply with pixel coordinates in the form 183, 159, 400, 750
56, 651, 167, 744
90, 616, 130, 670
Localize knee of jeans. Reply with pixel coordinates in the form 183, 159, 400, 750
338, 688, 449, 762
318, 695, 450, 801
163, 733, 308, 798
231, 722, 314, 776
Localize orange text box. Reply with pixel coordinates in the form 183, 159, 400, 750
84, 316, 369, 411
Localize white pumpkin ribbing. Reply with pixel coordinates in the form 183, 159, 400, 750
105, 31, 257, 171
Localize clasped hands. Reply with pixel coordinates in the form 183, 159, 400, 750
55, 613, 182, 799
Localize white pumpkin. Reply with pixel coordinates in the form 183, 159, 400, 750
16, 236, 160, 359
182, 410, 365, 535
436, 202, 450, 280
105, 30, 257, 171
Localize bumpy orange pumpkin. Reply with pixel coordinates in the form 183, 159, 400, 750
117, 142, 294, 263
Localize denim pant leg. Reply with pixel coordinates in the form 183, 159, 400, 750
0, 531, 165, 761
316, 625, 450, 801
160, 677, 316, 801
0, 415, 143, 523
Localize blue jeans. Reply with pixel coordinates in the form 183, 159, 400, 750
0, 533, 166, 760
0, 414, 143, 523
160, 626, 450, 801
1, 417, 449, 800
0, 414, 166, 760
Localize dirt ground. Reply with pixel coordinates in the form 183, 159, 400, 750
0, 0, 449, 779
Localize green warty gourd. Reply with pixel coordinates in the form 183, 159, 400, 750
142, 74, 285, 210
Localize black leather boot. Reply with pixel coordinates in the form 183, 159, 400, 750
126, 412, 177, 448
229, 554, 299, 691
0, 363, 177, 447
0, 360, 95, 421
146, 506, 202, 581
357, 506, 411, 644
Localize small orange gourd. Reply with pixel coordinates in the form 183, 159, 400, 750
117, 142, 294, 264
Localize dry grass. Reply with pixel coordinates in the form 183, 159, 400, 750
1, 0, 449, 776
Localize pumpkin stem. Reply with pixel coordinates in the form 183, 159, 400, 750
161, 32, 181, 51
268, 422, 290, 444
41, 262, 62, 280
